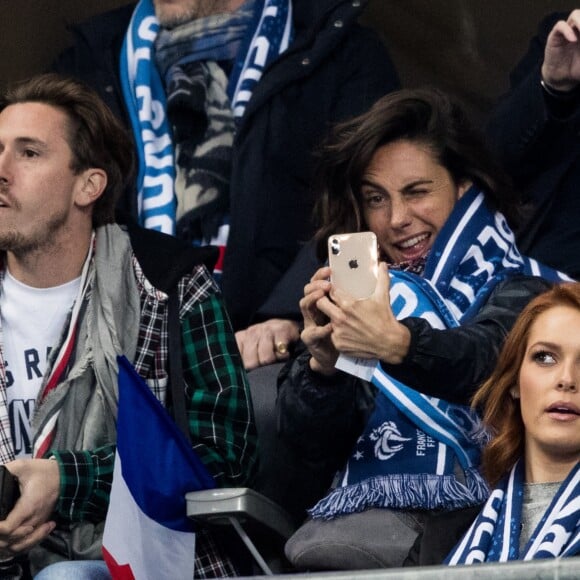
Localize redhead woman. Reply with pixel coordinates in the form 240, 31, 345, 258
448, 283, 580, 563
278, 88, 571, 570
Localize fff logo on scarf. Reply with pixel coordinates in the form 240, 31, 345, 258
369, 421, 412, 461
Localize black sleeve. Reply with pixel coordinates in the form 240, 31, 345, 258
277, 348, 374, 466
381, 275, 552, 405
486, 12, 580, 183
254, 240, 321, 322
275, 348, 376, 520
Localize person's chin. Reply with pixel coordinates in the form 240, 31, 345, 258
156, 8, 195, 28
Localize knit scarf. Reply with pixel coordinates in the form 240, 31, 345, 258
447, 460, 580, 564
155, 5, 255, 244
310, 187, 571, 520
32, 225, 141, 460
119, 0, 293, 257
20, 226, 142, 568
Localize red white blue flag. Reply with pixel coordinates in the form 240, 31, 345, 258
102, 356, 215, 579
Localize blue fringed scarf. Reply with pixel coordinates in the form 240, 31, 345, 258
310, 187, 571, 520
119, 0, 293, 236
447, 460, 580, 563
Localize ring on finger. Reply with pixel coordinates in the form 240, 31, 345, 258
274, 341, 288, 356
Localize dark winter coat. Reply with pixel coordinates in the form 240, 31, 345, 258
53, 0, 400, 328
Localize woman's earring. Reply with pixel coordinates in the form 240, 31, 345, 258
510, 386, 520, 400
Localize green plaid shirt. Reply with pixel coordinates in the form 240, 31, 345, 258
51, 261, 257, 523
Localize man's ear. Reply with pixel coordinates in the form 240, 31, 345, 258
75, 168, 107, 208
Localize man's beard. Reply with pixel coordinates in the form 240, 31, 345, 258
0, 210, 69, 257
156, 0, 232, 28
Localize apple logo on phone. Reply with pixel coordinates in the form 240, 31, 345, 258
348, 259, 358, 269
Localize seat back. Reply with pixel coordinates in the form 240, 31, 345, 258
246, 363, 285, 498
247, 362, 334, 526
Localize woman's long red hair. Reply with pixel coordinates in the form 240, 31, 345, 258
473, 282, 580, 486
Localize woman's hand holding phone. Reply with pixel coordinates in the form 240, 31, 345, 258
301, 234, 411, 376
328, 263, 410, 363
300, 266, 339, 376
316, 262, 412, 365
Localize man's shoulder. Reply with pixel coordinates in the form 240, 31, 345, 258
77, 3, 135, 31
125, 223, 219, 294
53, 3, 135, 82
292, 0, 361, 28
66, 3, 135, 49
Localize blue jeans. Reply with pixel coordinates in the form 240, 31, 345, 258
34, 560, 110, 580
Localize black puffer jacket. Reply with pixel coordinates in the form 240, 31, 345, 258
53, 0, 400, 329
276, 274, 551, 518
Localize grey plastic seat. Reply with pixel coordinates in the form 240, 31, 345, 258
186, 362, 297, 575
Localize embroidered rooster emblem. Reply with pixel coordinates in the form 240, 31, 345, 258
369, 421, 411, 460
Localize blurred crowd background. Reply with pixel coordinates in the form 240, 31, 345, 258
2, 0, 580, 123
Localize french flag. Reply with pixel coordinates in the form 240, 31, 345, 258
102, 356, 216, 579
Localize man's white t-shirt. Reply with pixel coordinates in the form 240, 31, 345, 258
0, 271, 80, 457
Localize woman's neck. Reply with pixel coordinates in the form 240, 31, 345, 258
525, 453, 579, 484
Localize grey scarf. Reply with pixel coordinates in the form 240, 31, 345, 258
30, 224, 141, 571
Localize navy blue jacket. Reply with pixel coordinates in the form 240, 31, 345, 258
486, 12, 580, 279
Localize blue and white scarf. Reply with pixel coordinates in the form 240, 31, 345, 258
119, 0, 293, 235
310, 187, 571, 520
447, 460, 580, 564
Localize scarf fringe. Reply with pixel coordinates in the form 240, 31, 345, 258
466, 465, 491, 501
309, 469, 489, 521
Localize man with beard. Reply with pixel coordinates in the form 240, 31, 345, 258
53, 0, 400, 369
0, 74, 257, 579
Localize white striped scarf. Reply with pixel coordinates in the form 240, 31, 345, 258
310, 187, 571, 520
119, 0, 293, 236
447, 460, 580, 563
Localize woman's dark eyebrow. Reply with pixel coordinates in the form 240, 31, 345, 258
360, 178, 434, 192
401, 179, 434, 192
360, 178, 384, 191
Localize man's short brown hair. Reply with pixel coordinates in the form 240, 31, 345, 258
0, 73, 134, 227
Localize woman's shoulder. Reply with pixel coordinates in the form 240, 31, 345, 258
473, 274, 553, 327
489, 274, 552, 301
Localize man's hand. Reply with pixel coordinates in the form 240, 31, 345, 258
0, 459, 58, 557
542, 10, 580, 92
235, 319, 300, 370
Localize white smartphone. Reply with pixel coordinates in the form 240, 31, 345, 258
328, 232, 379, 300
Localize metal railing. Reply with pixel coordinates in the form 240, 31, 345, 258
239, 556, 580, 579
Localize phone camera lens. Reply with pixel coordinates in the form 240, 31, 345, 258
330, 239, 340, 255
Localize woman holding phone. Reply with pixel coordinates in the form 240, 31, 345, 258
448, 283, 580, 564
278, 88, 570, 570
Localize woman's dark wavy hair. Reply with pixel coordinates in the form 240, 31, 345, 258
313, 87, 518, 261
0, 73, 134, 227
473, 282, 580, 487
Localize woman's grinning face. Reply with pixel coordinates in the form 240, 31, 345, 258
360, 139, 470, 264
